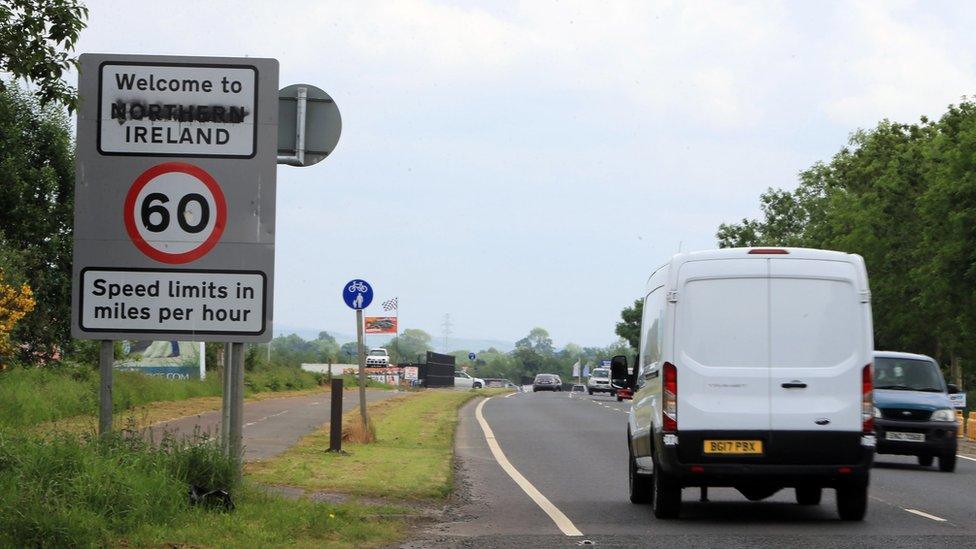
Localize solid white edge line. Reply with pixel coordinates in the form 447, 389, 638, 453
957, 454, 976, 462
475, 398, 583, 537
904, 509, 947, 522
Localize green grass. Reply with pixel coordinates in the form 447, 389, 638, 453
249, 388, 511, 499
0, 363, 335, 430
0, 428, 405, 547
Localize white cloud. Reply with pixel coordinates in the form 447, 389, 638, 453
824, 1, 976, 127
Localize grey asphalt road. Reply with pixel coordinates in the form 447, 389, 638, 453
408, 390, 976, 548
147, 389, 397, 462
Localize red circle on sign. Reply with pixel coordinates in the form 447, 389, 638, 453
123, 162, 227, 264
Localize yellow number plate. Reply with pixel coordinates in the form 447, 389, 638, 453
703, 440, 763, 455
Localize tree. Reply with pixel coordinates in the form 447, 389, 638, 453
0, 0, 89, 109
340, 341, 359, 361
0, 85, 74, 361
616, 299, 643, 350
515, 327, 554, 355
386, 328, 432, 363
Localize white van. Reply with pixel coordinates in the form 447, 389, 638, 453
613, 248, 875, 520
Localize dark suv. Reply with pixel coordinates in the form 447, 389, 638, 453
873, 351, 960, 472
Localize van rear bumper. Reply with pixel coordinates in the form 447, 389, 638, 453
656, 430, 873, 487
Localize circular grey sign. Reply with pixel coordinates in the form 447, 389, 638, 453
277, 83, 342, 167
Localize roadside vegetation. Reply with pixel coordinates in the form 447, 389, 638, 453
249, 388, 511, 500
709, 98, 976, 401
0, 428, 404, 547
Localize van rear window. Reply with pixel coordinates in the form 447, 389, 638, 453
678, 278, 768, 367
770, 278, 859, 367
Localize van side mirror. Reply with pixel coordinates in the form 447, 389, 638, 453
610, 355, 630, 388
947, 383, 960, 394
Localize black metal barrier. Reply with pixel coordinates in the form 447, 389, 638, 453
423, 351, 456, 388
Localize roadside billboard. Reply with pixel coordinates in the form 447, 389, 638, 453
364, 316, 397, 334
115, 340, 201, 380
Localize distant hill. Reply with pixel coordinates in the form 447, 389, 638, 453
272, 325, 515, 354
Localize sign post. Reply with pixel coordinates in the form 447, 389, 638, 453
343, 279, 373, 436
72, 54, 279, 458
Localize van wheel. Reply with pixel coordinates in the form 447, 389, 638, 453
795, 486, 822, 505
836, 483, 868, 521
617, 395, 623, 402
918, 455, 933, 467
652, 458, 681, 519
629, 449, 653, 504
938, 452, 956, 472
588, 389, 593, 396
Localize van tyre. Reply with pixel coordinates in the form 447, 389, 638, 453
918, 455, 933, 467
836, 483, 868, 521
938, 452, 956, 472
795, 486, 822, 505
629, 449, 653, 504
651, 458, 681, 519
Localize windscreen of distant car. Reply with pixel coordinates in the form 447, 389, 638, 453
874, 358, 946, 392
591, 368, 609, 378
368, 350, 386, 356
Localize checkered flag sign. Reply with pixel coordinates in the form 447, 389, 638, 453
382, 297, 398, 312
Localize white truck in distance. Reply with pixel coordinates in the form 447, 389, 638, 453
365, 348, 390, 367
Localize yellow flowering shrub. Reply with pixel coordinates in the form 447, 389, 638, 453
0, 270, 35, 359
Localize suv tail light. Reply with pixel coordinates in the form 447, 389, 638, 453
862, 364, 873, 433
663, 362, 677, 432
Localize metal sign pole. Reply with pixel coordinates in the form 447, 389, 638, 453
229, 342, 245, 479
221, 342, 232, 453
98, 340, 114, 437
356, 309, 368, 428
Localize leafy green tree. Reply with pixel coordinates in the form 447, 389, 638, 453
515, 327, 554, 355
385, 328, 431, 363
615, 299, 643, 350
0, 85, 74, 361
340, 341, 359, 361
0, 0, 89, 109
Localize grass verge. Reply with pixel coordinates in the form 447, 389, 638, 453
248, 388, 512, 500
2, 364, 393, 431
0, 428, 405, 547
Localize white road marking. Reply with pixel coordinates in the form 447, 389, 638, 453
504, 391, 518, 398
475, 398, 583, 537
957, 454, 976, 462
904, 509, 947, 522
243, 409, 289, 428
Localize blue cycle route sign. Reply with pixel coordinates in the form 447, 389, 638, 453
468, 352, 477, 361
342, 279, 373, 310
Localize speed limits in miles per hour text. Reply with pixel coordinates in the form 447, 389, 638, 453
79, 269, 265, 335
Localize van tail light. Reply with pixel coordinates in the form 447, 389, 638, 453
862, 364, 873, 433
663, 362, 678, 432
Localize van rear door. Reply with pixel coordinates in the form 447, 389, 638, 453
768, 259, 865, 432
675, 259, 770, 431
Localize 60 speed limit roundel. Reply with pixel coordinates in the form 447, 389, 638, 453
124, 162, 227, 264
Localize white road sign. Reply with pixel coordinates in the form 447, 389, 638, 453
79, 269, 265, 335
98, 62, 258, 157
73, 54, 278, 342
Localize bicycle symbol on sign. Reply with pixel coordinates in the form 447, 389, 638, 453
348, 281, 369, 293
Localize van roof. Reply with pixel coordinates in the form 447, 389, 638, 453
649, 247, 866, 287
874, 350, 937, 363
675, 247, 860, 262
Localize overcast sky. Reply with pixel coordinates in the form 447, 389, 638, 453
73, 0, 976, 347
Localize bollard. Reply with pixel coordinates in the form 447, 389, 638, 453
957, 410, 965, 439
329, 378, 344, 452
968, 412, 976, 441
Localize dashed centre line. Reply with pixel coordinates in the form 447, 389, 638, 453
904, 509, 947, 522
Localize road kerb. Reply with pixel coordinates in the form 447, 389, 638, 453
475, 397, 583, 537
